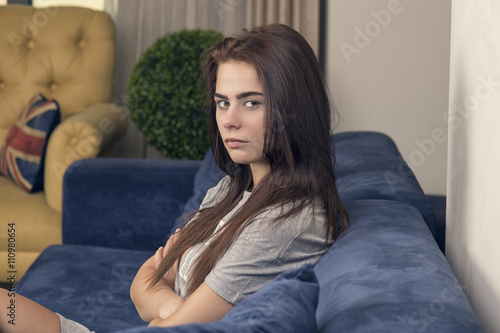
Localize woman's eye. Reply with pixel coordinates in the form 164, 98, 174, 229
217, 100, 229, 108
244, 100, 260, 108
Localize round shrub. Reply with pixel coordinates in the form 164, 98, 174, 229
127, 29, 224, 159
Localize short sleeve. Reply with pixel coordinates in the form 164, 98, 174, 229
205, 203, 330, 305
197, 175, 230, 210
173, 175, 230, 232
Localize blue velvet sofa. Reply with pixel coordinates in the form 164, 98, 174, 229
16, 132, 482, 332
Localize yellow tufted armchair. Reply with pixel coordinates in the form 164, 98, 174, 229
0, 5, 128, 282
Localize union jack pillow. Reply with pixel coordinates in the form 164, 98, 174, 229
0, 94, 60, 193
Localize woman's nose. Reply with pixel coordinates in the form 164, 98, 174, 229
222, 108, 241, 129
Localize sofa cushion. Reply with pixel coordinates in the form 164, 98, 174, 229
18, 244, 318, 333
0, 94, 60, 192
16, 245, 150, 332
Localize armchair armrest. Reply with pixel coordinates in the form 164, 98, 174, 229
62, 158, 201, 251
44, 103, 128, 212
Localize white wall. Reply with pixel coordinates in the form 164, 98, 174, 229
447, 1, 500, 332
326, 0, 451, 195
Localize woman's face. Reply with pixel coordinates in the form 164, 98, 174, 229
215, 60, 269, 181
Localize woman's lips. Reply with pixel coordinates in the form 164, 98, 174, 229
225, 138, 247, 148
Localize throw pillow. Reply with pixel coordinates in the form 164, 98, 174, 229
0, 93, 61, 193
221, 263, 319, 333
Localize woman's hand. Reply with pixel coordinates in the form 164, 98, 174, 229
155, 228, 180, 269
154, 228, 181, 287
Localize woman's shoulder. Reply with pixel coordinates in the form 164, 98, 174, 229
251, 198, 327, 234
198, 175, 231, 209
260, 197, 324, 218
234, 199, 330, 260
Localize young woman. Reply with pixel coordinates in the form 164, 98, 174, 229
0, 23, 349, 332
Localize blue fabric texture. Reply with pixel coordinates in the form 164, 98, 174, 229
117, 322, 240, 333
426, 195, 447, 253
16, 245, 150, 333
333, 131, 436, 237
315, 200, 482, 333
63, 158, 201, 251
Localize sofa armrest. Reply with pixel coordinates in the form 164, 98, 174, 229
315, 200, 482, 332
62, 158, 201, 251
44, 103, 128, 212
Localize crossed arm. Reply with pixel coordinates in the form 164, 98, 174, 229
130, 231, 234, 328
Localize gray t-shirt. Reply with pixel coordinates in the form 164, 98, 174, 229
175, 176, 332, 305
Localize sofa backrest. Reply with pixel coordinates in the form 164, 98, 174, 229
0, 5, 116, 142
180, 131, 436, 237
333, 131, 436, 236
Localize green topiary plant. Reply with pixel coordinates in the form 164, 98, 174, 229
127, 29, 224, 159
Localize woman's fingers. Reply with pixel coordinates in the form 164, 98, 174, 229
165, 228, 181, 251
155, 228, 183, 270
154, 246, 164, 268
172, 228, 181, 241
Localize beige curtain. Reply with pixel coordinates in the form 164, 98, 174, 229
245, 0, 319, 56
104, 0, 320, 158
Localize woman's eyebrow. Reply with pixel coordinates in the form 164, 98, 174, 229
214, 92, 263, 100
236, 91, 263, 99
214, 93, 227, 99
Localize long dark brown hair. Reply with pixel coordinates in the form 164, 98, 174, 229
150, 24, 349, 296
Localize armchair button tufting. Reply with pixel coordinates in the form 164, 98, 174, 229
78, 40, 86, 48
27, 39, 36, 49
0, 81, 4, 90
49, 82, 57, 91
